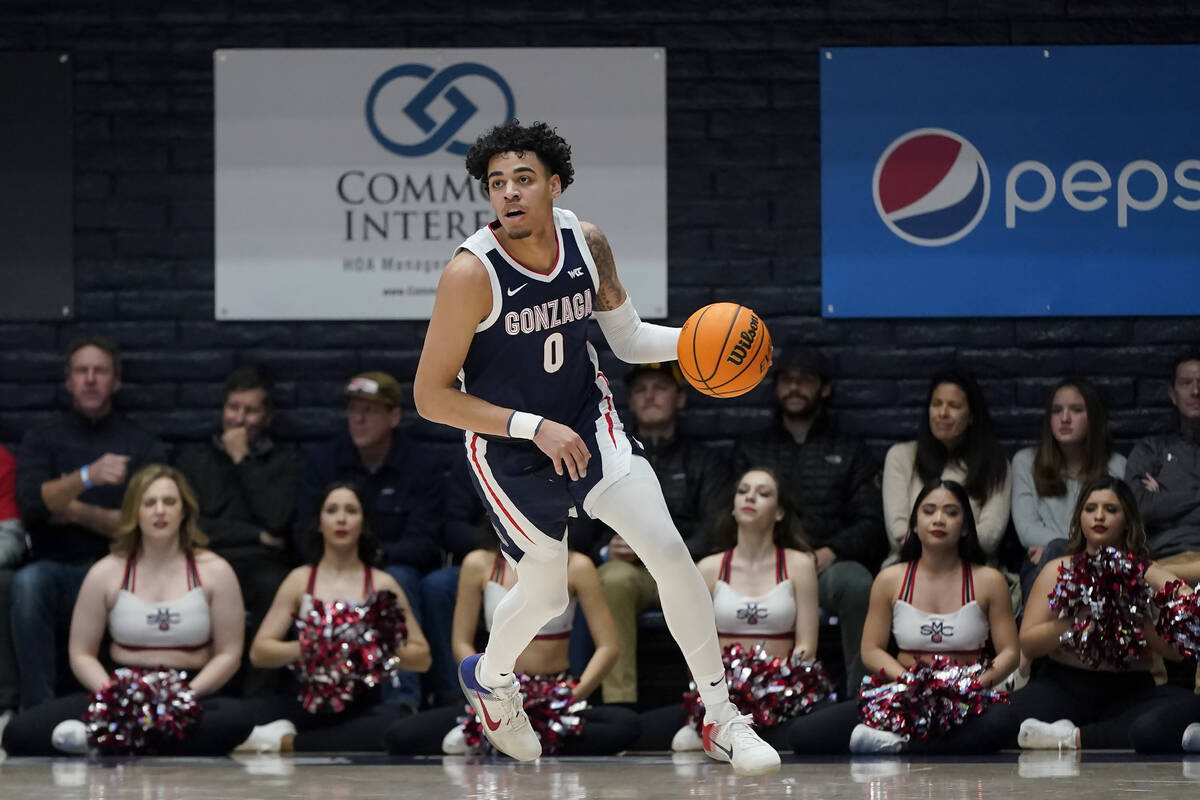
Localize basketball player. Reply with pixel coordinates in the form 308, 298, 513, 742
413, 121, 779, 775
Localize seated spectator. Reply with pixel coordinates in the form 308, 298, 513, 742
883, 368, 1010, 563
634, 467, 823, 752
2, 465, 251, 756
295, 371, 443, 709
733, 345, 884, 691
382, 539, 639, 756
176, 365, 297, 691
239, 482, 430, 753
1011, 378, 1125, 603
788, 479, 1019, 755
598, 362, 729, 706
1126, 349, 1200, 567
12, 336, 167, 709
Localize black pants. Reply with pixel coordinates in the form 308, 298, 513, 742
1, 692, 254, 756
249, 690, 410, 752
1003, 660, 1198, 752
631, 703, 800, 752
788, 696, 1016, 755
221, 547, 292, 696
383, 703, 641, 756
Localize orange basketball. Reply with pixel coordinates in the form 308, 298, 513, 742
677, 303, 773, 398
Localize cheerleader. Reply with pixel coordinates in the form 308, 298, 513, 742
2, 465, 251, 756
789, 479, 1019, 754
634, 467, 832, 752
239, 481, 430, 752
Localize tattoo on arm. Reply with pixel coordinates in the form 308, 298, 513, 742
584, 224, 627, 311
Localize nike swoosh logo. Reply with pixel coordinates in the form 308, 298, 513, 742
476, 691, 502, 732
506, 284, 529, 296
710, 740, 732, 759
709, 678, 723, 687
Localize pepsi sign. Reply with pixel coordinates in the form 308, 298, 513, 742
821, 45, 1200, 317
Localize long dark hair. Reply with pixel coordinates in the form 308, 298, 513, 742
898, 479, 987, 565
1032, 377, 1115, 497
1063, 476, 1150, 560
712, 467, 809, 553
305, 481, 381, 567
915, 368, 1007, 502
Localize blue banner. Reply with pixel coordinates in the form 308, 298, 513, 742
820, 45, 1200, 318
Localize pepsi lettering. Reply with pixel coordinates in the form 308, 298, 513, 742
1006, 158, 1200, 228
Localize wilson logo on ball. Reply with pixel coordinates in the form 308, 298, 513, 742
726, 315, 760, 366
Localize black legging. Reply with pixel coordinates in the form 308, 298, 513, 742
248, 689, 411, 752
1002, 660, 1198, 752
1, 693, 254, 756
383, 703, 641, 756
788, 696, 1016, 755
632, 703, 808, 752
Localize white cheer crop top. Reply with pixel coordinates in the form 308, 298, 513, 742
298, 562, 375, 617
483, 552, 576, 640
108, 553, 212, 651
713, 548, 795, 640
891, 559, 989, 654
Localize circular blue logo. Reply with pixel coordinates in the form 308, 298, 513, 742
365, 62, 516, 158
873, 128, 990, 247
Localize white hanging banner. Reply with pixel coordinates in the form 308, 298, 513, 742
215, 48, 667, 320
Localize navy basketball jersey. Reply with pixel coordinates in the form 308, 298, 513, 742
456, 207, 612, 431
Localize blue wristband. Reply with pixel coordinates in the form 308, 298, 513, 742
80, 465, 93, 489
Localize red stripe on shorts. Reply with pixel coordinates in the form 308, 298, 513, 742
470, 434, 535, 544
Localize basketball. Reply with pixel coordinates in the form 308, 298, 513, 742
677, 303, 773, 398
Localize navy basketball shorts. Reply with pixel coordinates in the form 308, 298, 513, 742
464, 405, 642, 563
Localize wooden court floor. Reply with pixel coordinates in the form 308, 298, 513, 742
2, 752, 1200, 799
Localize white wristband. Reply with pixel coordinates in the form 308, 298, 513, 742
507, 411, 544, 440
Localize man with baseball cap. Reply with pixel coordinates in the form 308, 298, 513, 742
733, 344, 885, 693
597, 361, 730, 706
296, 370, 444, 709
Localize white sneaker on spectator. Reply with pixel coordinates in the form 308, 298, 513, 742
1183, 722, 1200, 753
671, 723, 703, 752
234, 719, 297, 754
702, 713, 781, 776
458, 654, 541, 762
0, 708, 12, 757
849, 723, 907, 754
51, 719, 88, 755
442, 726, 469, 755
1018, 718, 1077, 750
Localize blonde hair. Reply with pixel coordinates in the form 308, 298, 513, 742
111, 464, 208, 556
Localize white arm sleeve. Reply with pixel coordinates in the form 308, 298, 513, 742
592, 296, 679, 364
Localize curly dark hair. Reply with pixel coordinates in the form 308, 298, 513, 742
465, 120, 575, 196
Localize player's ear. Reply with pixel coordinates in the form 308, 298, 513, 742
549, 174, 562, 198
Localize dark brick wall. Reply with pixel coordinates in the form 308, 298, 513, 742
1, 1, 1199, 462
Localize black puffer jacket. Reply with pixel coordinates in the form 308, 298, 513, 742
733, 413, 886, 571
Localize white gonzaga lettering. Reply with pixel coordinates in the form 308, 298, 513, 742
504, 290, 594, 335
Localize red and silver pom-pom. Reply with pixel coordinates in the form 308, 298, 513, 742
1048, 545, 1154, 669
683, 643, 837, 731
459, 671, 586, 755
294, 589, 408, 713
1155, 580, 1200, 660
858, 657, 1006, 740
83, 668, 200, 754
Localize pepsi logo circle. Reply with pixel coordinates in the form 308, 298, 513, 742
873, 128, 991, 247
